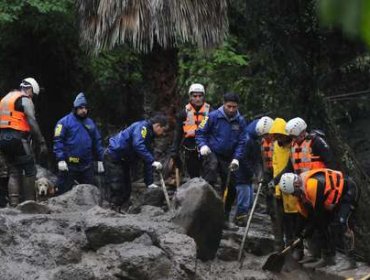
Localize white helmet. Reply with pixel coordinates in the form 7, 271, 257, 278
20, 77, 40, 95
285, 117, 307, 136
189, 83, 205, 95
256, 116, 274, 136
279, 173, 298, 194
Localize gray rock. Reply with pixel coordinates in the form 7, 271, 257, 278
142, 188, 164, 207
16, 200, 51, 214
114, 243, 173, 280
174, 178, 224, 261
84, 211, 151, 250
47, 184, 100, 212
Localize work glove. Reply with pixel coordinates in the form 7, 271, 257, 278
229, 159, 239, 171
200, 145, 211, 156
57, 160, 68, 172
152, 161, 163, 171
267, 180, 275, 189
97, 161, 105, 173
148, 183, 160, 189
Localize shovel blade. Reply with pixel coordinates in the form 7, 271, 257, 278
262, 253, 286, 272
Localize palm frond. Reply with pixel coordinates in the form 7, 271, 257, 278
76, 0, 228, 53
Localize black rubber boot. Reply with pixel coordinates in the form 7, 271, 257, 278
303, 255, 335, 269
8, 174, 21, 207
23, 175, 36, 201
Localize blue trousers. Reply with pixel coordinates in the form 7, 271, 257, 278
235, 184, 253, 216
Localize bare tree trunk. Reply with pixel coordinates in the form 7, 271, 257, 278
142, 44, 179, 117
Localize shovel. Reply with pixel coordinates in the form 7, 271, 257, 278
158, 171, 172, 211
238, 182, 263, 267
262, 238, 302, 272
223, 170, 231, 203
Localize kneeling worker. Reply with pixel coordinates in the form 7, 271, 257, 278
279, 168, 359, 269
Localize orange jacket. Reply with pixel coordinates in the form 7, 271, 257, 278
0, 91, 30, 132
183, 103, 210, 138
291, 138, 326, 174
297, 168, 344, 217
261, 138, 273, 171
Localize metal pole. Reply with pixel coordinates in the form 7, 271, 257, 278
238, 182, 263, 267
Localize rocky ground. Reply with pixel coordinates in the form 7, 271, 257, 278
0, 178, 368, 280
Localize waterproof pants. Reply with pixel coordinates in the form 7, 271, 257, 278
104, 153, 132, 207
202, 152, 236, 217
56, 166, 94, 195
183, 148, 202, 178
0, 131, 36, 206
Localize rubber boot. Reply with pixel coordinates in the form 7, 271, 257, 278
8, 174, 21, 207
234, 213, 248, 227
298, 255, 318, 264
0, 177, 8, 207
223, 212, 238, 231
339, 251, 357, 271
303, 255, 335, 269
22, 175, 36, 202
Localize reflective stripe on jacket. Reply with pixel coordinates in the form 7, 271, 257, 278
291, 138, 326, 174
183, 103, 210, 138
0, 91, 30, 132
301, 168, 344, 211
261, 138, 273, 171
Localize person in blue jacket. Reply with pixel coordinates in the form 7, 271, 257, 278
104, 113, 167, 212
195, 92, 246, 225
53, 92, 104, 194
234, 119, 261, 227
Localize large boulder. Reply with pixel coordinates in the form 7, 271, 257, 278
174, 178, 224, 261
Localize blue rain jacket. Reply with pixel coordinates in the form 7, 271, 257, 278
53, 112, 104, 171
195, 106, 246, 160
106, 120, 155, 185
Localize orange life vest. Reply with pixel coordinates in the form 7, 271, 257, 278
261, 138, 273, 171
183, 103, 210, 138
301, 168, 344, 212
0, 91, 30, 132
291, 137, 326, 174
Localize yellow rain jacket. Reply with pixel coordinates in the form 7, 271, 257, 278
270, 118, 298, 213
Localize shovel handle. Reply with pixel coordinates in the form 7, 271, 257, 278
175, 168, 180, 188
159, 171, 172, 211
280, 238, 302, 255
238, 182, 263, 264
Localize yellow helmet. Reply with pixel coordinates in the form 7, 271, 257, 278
269, 118, 287, 135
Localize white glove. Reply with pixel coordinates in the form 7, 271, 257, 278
152, 161, 163, 171
229, 159, 239, 171
148, 183, 159, 189
268, 180, 275, 189
58, 161, 68, 171
200, 145, 211, 156
97, 161, 105, 173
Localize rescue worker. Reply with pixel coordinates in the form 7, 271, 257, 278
53, 92, 105, 194
256, 116, 274, 183
170, 83, 211, 178
285, 117, 335, 174
234, 118, 260, 226
279, 169, 359, 269
0, 78, 47, 206
255, 117, 278, 238
269, 118, 302, 255
104, 113, 167, 212
196, 92, 246, 226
